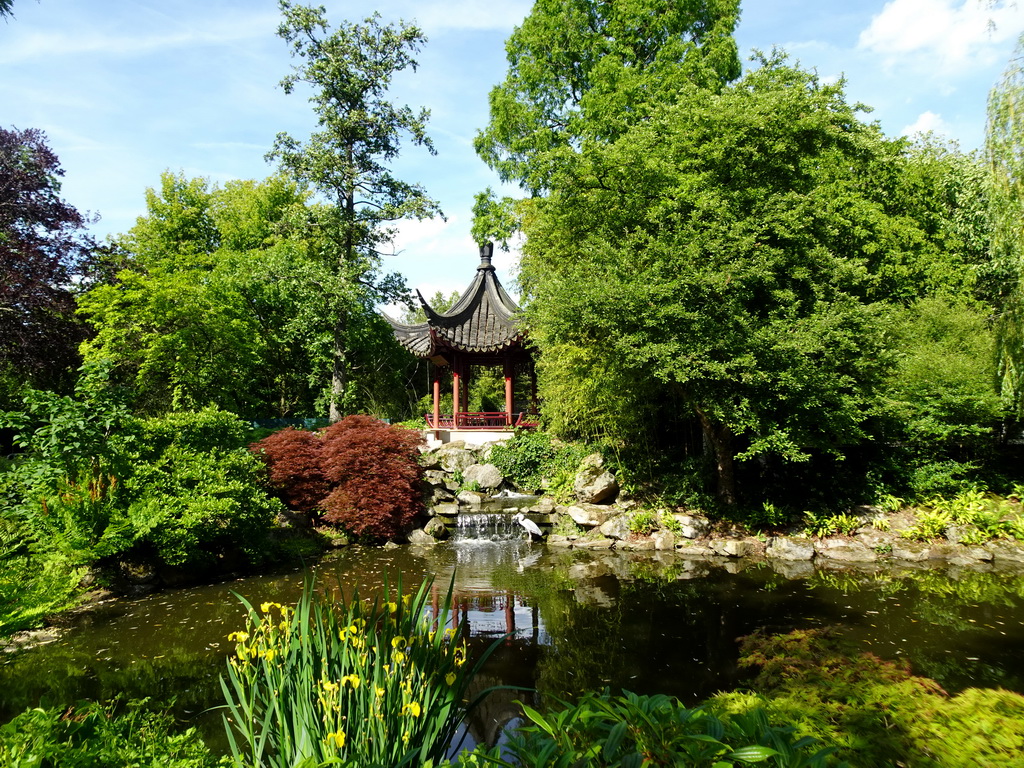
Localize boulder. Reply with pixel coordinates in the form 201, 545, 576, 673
672, 514, 710, 540
408, 528, 436, 546
566, 503, 615, 527
652, 530, 675, 551
423, 517, 449, 540
891, 540, 931, 562
766, 537, 816, 561
547, 534, 575, 548
711, 538, 753, 558
431, 502, 460, 518
815, 538, 877, 562
456, 490, 489, 507
574, 537, 616, 550
675, 540, 715, 557
619, 538, 656, 551
573, 453, 619, 504
599, 513, 633, 540
437, 446, 477, 474
463, 463, 504, 490
986, 540, 1024, 564
423, 470, 448, 487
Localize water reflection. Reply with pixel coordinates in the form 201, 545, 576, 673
3, 542, 1024, 749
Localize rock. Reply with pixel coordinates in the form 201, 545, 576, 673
424, 517, 449, 540
891, 540, 931, 562
432, 502, 460, 518
429, 487, 455, 505
616, 498, 639, 511
530, 496, 557, 514
547, 534, 574, 548
672, 514, 710, 540
437, 446, 477, 474
418, 451, 442, 470
408, 528, 436, 546
457, 490, 489, 506
599, 513, 633, 540
766, 537, 816, 561
711, 538, 754, 558
652, 530, 675, 551
815, 538, 877, 562
463, 463, 504, 490
423, 470, 449, 486
948, 545, 993, 564
619, 538, 656, 551
383, 541, 400, 550
567, 503, 615, 527
986, 540, 1024, 563
573, 453, 619, 504
675, 540, 715, 557
574, 537, 616, 549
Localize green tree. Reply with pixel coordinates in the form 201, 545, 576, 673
78, 172, 328, 417
986, 33, 1024, 414
510, 57, 951, 505
474, 0, 742, 195
270, 1, 441, 421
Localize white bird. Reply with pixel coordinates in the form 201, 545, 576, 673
513, 512, 543, 539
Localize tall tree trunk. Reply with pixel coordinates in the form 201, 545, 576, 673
694, 405, 738, 506
329, 145, 356, 423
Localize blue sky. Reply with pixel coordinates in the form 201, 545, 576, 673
4, 0, 1024, 302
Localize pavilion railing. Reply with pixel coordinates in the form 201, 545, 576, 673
424, 411, 539, 430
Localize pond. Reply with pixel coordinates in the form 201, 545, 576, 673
4, 539, 1024, 750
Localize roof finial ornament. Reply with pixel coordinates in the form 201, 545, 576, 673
477, 241, 494, 271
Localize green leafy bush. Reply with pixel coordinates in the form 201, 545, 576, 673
461, 690, 836, 767
0, 698, 218, 767
490, 430, 590, 499
714, 628, 1024, 767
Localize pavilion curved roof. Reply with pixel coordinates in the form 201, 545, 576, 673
385, 244, 525, 358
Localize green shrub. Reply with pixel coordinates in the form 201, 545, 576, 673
460, 689, 836, 767
221, 576, 499, 768
490, 430, 590, 499
715, 628, 1024, 767
0, 698, 218, 767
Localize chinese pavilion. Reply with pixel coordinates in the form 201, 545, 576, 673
387, 243, 538, 439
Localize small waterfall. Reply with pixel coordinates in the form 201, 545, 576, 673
453, 512, 528, 542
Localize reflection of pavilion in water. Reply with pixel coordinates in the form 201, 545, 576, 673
429, 579, 548, 753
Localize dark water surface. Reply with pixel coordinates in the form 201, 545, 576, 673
4, 541, 1024, 746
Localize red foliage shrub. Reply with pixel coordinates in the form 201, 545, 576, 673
251, 416, 424, 540
250, 427, 327, 514
318, 415, 424, 540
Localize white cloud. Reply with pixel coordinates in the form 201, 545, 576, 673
901, 109, 950, 136
858, 0, 1024, 73
0, 13, 277, 64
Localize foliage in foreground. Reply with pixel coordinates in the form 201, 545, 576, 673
713, 628, 1024, 767
461, 690, 837, 768
251, 415, 423, 540
220, 576, 498, 768
0, 698, 218, 768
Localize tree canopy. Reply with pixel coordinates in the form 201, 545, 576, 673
0, 127, 95, 399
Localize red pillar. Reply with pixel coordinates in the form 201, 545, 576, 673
504, 358, 514, 425
432, 364, 441, 429
452, 360, 460, 428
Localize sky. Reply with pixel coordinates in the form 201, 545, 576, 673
4, 0, 1024, 304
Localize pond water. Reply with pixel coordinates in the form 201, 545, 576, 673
4, 539, 1024, 749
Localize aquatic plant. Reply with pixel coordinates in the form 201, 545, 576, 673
220, 576, 500, 767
